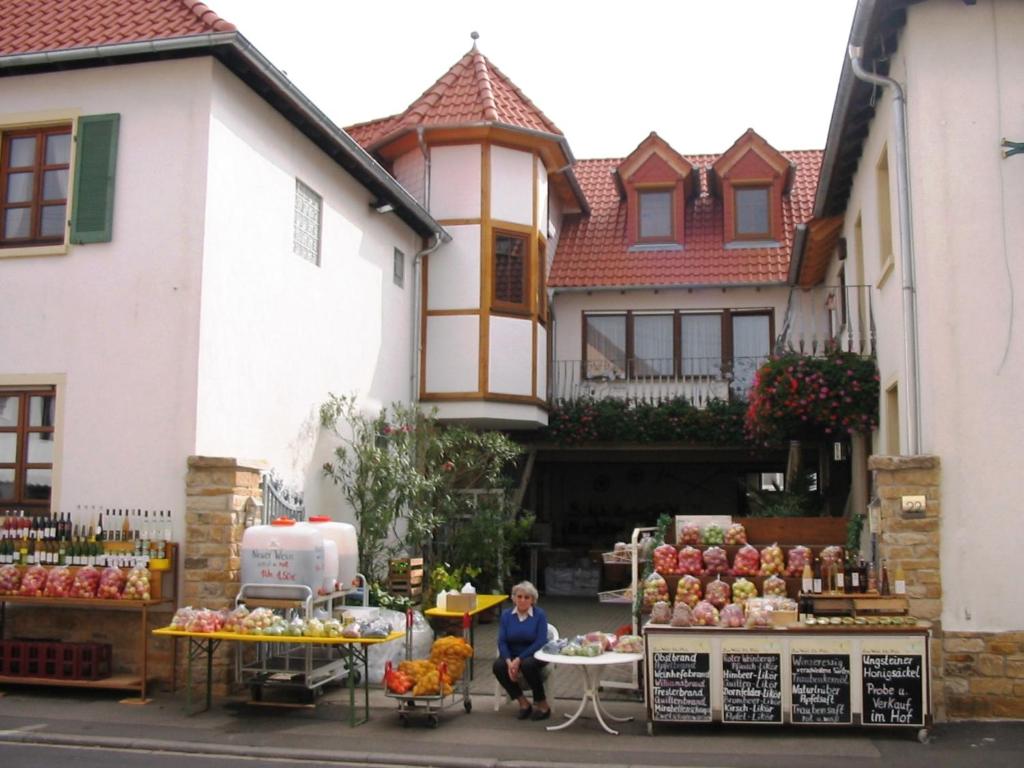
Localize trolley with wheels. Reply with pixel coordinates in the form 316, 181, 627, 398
384, 609, 473, 727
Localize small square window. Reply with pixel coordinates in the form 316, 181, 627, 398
293, 179, 321, 265
638, 190, 673, 240
735, 187, 770, 238
393, 247, 405, 287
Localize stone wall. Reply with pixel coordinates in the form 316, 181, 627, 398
870, 454, 1024, 721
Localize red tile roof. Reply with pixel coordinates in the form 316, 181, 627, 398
346, 46, 563, 150
549, 150, 822, 289
0, 0, 235, 55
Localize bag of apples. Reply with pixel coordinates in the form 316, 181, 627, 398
642, 571, 669, 611
69, 565, 101, 598
670, 602, 694, 627
44, 566, 74, 597
677, 545, 704, 576
653, 544, 680, 575
785, 545, 812, 577
675, 574, 702, 608
719, 603, 745, 628
759, 543, 785, 576
732, 544, 761, 576
679, 521, 702, 546
97, 566, 127, 599
0, 564, 22, 596
18, 565, 48, 596
703, 545, 729, 576
705, 576, 731, 609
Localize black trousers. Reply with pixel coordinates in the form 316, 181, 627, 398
493, 656, 548, 703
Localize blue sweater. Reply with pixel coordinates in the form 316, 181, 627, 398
498, 606, 548, 661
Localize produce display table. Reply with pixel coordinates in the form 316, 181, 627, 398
1, 595, 174, 702
153, 627, 404, 724
424, 593, 508, 679
534, 650, 644, 735
644, 624, 932, 740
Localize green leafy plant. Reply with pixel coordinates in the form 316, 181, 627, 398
320, 393, 526, 592
542, 397, 748, 446
744, 470, 820, 518
745, 352, 879, 443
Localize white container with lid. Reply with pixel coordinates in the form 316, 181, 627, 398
240, 518, 325, 599
307, 516, 358, 590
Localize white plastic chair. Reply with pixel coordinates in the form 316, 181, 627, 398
493, 623, 559, 711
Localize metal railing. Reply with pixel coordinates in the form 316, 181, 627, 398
260, 472, 305, 524
550, 356, 769, 405
777, 283, 876, 357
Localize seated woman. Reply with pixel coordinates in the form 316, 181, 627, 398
492, 580, 551, 721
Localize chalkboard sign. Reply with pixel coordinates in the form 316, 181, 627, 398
722, 653, 782, 723
862, 654, 924, 726
650, 650, 712, 722
791, 654, 852, 724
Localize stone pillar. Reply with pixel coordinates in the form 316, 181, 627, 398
177, 456, 263, 693
868, 454, 944, 717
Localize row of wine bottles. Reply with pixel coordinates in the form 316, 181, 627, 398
0, 507, 173, 545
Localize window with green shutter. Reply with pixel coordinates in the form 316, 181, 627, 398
70, 113, 119, 244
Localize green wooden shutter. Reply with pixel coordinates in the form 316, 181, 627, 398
70, 113, 119, 244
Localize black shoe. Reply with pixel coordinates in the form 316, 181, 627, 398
531, 708, 551, 721
517, 705, 533, 720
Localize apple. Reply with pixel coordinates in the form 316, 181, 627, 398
653, 544, 680, 575
731, 577, 758, 605
705, 577, 731, 609
692, 600, 720, 626
785, 545, 812, 577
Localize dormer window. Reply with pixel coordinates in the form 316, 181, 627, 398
638, 189, 673, 240
734, 186, 770, 239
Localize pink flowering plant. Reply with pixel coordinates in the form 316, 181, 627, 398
744, 352, 879, 443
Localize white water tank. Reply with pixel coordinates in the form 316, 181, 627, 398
240, 517, 325, 599
307, 516, 358, 590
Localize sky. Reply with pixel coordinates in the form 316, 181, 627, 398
208, 0, 859, 159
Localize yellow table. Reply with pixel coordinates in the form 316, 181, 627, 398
425, 593, 508, 678
153, 627, 403, 723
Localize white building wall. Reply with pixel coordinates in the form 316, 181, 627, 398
425, 316, 479, 392
198, 63, 421, 520
836, 1, 1024, 633
488, 316, 533, 396
903, 1, 1024, 633
425, 225, 480, 311
490, 145, 534, 226
0, 59, 210, 524
429, 145, 480, 220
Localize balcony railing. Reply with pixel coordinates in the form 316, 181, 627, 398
777, 283, 876, 357
551, 356, 769, 406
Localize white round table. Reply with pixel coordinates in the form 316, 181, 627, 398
534, 650, 643, 735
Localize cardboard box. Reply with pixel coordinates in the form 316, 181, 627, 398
443, 593, 477, 613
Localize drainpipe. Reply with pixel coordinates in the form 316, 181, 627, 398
412, 233, 444, 404
848, 45, 921, 455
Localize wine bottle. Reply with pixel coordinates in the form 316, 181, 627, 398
812, 556, 822, 594
894, 564, 906, 595
96, 509, 104, 542
801, 563, 813, 594
880, 560, 891, 596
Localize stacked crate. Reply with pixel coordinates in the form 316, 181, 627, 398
0, 640, 111, 680
387, 557, 424, 604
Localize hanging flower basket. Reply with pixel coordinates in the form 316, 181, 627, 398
744, 352, 880, 443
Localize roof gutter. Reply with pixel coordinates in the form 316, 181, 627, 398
848, 42, 921, 455
814, 0, 880, 216
787, 223, 809, 285
0, 33, 450, 244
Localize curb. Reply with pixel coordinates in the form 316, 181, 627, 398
0, 729, 605, 768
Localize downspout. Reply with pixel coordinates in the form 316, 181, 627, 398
848, 45, 921, 455
412, 233, 443, 404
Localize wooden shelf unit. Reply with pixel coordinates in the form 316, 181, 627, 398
0, 549, 177, 702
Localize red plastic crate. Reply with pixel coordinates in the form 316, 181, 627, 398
0, 640, 110, 680
71, 643, 111, 680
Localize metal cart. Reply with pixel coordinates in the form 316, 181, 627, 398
385, 610, 473, 727
234, 580, 370, 703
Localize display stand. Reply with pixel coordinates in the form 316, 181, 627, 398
598, 526, 654, 692
154, 626, 403, 723
0, 549, 178, 703
644, 624, 932, 741
424, 593, 507, 680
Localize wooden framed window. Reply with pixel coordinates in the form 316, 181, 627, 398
638, 189, 673, 240
584, 313, 627, 379
0, 387, 56, 512
492, 230, 529, 312
293, 179, 322, 265
734, 186, 771, 239
536, 239, 548, 323
1, 126, 71, 245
